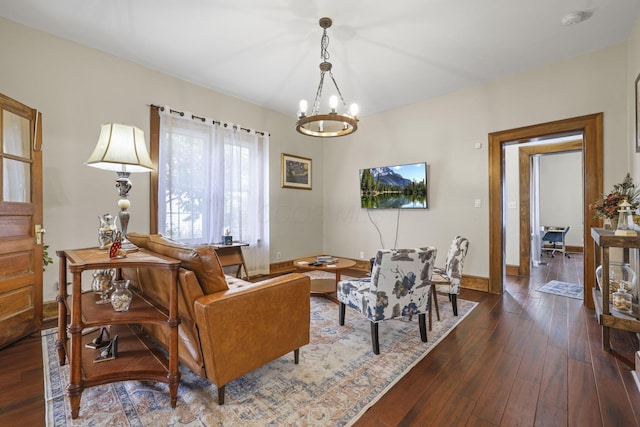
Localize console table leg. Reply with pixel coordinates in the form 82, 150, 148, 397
56, 253, 68, 366
168, 373, 180, 407
55, 338, 66, 366
68, 384, 82, 419
602, 325, 611, 351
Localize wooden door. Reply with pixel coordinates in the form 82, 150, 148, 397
0, 93, 43, 349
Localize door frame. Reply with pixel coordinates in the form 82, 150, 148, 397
518, 139, 583, 277
489, 113, 603, 308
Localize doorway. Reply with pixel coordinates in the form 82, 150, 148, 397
488, 113, 603, 308
517, 139, 583, 276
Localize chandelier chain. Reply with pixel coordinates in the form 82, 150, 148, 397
329, 70, 349, 110
311, 72, 326, 116
320, 28, 330, 62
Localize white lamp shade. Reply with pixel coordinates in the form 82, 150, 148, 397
86, 123, 154, 172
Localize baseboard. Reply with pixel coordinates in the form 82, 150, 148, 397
506, 264, 519, 276
43, 300, 58, 321
461, 275, 489, 292
271, 257, 489, 293
540, 244, 583, 253
269, 260, 296, 275
270, 256, 371, 275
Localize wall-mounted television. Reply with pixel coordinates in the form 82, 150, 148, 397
359, 162, 428, 209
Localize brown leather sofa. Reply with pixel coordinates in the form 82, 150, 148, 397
121, 233, 311, 404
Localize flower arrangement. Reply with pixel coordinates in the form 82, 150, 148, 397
590, 173, 640, 219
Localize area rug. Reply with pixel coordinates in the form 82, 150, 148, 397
43, 296, 476, 426
536, 280, 584, 299
302, 270, 361, 281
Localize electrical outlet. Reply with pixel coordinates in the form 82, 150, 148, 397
474, 199, 481, 208
276, 252, 282, 260
359, 251, 365, 259
508, 201, 517, 209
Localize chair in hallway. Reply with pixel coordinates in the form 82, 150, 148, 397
430, 236, 469, 330
337, 247, 437, 355
541, 226, 571, 258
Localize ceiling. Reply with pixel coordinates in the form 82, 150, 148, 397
0, 0, 638, 117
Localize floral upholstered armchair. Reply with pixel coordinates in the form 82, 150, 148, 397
430, 236, 469, 329
337, 247, 437, 354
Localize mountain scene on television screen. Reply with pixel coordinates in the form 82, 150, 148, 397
370, 167, 413, 187
360, 165, 428, 209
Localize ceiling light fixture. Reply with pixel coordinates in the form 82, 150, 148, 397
296, 17, 359, 138
561, 11, 585, 26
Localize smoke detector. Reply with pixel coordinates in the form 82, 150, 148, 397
561, 11, 585, 26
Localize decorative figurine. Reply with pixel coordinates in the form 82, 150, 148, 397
109, 231, 126, 259
98, 213, 116, 249
91, 269, 115, 304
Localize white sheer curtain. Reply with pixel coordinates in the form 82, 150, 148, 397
158, 109, 270, 275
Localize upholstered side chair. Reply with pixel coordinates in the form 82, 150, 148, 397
429, 236, 469, 330
337, 247, 437, 355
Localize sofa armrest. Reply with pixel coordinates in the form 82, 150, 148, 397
193, 273, 311, 388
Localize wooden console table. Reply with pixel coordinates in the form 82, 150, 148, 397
591, 227, 640, 367
212, 242, 249, 279
56, 247, 181, 419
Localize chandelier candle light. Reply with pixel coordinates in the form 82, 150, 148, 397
86, 123, 154, 252
296, 17, 359, 137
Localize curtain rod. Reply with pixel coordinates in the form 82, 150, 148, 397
149, 104, 269, 136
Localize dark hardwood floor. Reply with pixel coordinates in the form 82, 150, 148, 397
356, 252, 640, 427
2, 252, 639, 426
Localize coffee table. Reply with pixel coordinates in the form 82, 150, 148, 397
294, 256, 356, 296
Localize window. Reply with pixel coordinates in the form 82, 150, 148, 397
150, 106, 270, 275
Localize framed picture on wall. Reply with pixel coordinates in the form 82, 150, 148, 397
636, 72, 640, 153
281, 153, 312, 190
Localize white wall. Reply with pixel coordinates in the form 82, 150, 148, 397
539, 152, 583, 247
1, 16, 636, 301
0, 18, 325, 301
323, 43, 629, 279
630, 19, 640, 186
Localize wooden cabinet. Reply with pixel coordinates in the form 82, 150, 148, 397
55, 248, 181, 419
591, 228, 640, 367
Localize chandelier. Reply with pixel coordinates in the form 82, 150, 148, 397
296, 17, 359, 138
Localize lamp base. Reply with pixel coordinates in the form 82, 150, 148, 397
120, 237, 139, 253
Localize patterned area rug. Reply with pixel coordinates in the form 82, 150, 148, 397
536, 280, 584, 299
43, 296, 476, 426
302, 270, 361, 281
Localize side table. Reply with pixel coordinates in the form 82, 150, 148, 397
212, 242, 250, 279
56, 247, 181, 419
294, 256, 356, 300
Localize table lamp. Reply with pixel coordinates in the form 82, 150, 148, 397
86, 123, 154, 251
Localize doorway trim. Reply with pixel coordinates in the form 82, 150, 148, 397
489, 113, 603, 308
518, 139, 583, 277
